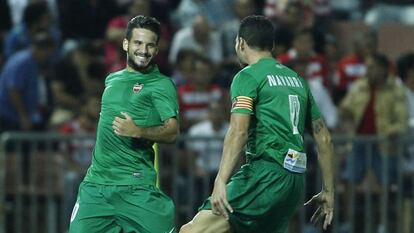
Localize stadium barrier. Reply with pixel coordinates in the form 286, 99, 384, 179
0, 132, 413, 233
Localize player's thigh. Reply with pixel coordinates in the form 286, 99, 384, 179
117, 185, 176, 233
69, 182, 120, 233
69, 214, 121, 233
179, 210, 232, 233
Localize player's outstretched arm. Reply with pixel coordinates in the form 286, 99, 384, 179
304, 118, 334, 230
112, 112, 179, 143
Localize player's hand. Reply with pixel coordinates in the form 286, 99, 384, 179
304, 191, 334, 230
112, 112, 141, 137
211, 177, 233, 219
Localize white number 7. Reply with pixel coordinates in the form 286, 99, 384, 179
289, 95, 300, 135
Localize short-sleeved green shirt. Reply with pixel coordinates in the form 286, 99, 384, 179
84, 66, 179, 185
231, 58, 321, 172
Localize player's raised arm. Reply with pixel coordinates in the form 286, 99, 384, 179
304, 118, 334, 230
113, 112, 179, 143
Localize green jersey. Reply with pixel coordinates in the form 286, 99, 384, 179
84, 66, 179, 185
231, 58, 321, 173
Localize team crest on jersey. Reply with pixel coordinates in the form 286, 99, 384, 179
133, 83, 144, 93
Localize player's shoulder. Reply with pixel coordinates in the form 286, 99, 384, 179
105, 69, 124, 84
234, 66, 254, 81
157, 73, 177, 89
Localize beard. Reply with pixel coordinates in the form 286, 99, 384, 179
127, 48, 152, 71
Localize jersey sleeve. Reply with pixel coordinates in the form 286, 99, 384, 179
152, 80, 179, 121
230, 71, 258, 114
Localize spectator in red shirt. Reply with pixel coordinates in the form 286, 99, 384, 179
333, 30, 378, 104
178, 54, 226, 132
277, 28, 330, 89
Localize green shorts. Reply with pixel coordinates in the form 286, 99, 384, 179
200, 160, 305, 233
69, 181, 176, 233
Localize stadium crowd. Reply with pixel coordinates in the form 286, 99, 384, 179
0, 0, 414, 232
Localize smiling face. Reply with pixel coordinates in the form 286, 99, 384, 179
123, 28, 159, 71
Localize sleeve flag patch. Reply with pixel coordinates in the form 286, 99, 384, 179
232, 96, 253, 111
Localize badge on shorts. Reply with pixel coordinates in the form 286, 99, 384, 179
283, 149, 307, 173
133, 83, 144, 93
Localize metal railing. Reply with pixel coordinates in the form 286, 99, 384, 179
0, 132, 413, 233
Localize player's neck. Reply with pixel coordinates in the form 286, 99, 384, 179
246, 51, 273, 65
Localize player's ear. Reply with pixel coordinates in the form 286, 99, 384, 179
239, 37, 246, 51
122, 39, 128, 52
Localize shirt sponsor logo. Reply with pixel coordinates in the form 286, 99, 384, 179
133, 83, 144, 93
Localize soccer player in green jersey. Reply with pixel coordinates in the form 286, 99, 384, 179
179, 15, 334, 233
69, 15, 179, 233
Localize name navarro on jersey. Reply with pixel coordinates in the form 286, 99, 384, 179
267, 74, 304, 88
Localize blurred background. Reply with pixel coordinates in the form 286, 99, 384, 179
0, 0, 414, 232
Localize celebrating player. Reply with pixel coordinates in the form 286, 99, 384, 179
69, 15, 179, 233
180, 15, 334, 233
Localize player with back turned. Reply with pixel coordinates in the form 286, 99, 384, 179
69, 15, 179, 233
180, 15, 334, 233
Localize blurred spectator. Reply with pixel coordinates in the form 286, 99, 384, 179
178, 54, 225, 131
398, 52, 414, 233
187, 101, 229, 180
171, 0, 235, 30
330, 0, 361, 20
277, 28, 330, 89
339, 54, 408, 232
323, 33, 341, 82
7, 0, 59, 26
364, 0, 414, 29
59, 95, 100, 229
0, 31, 55, 132
333, 30, 378, 104
49, 40, 105, 127
265, 0, 314, 28
0, 0, 12, 68
221, 0, 257, 60
171, 48, 196, 87
58, 0, 120, 39
3, 1, 61, 58
271, 1, 304, 57
169, 15, 223, 65
340, 53, 407, 186
187, 101, 229, 208
398, 53, 414, 131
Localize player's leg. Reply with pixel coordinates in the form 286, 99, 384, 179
115, 185, 176, 233
69, 182, 121, 233
179, 210, 232, 233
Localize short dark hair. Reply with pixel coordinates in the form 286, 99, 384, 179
370, 53, 389, 69
23, 1, 49, 29
238, 15, 274, 51
125, 15, 161, 42
397, 53, 414, 81
294, 28, 313, 40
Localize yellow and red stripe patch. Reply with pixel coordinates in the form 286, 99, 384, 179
232, 96, 253, 111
